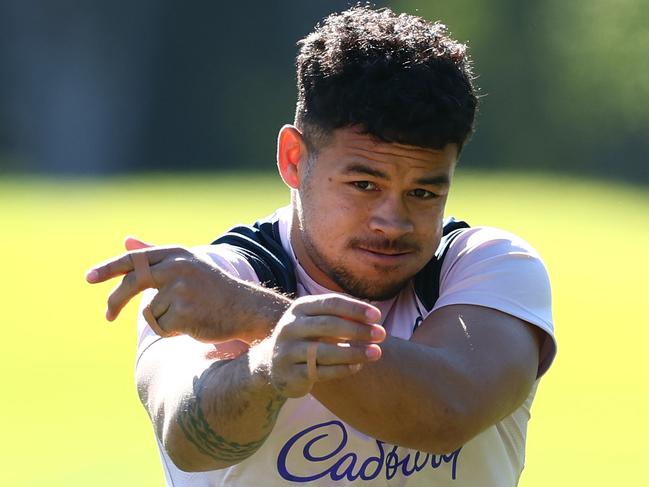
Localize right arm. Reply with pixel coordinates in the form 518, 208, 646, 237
135, 294, 384, 472
88, 243, 293, 470
136, 335, 285, 472
88, 245, 383, 471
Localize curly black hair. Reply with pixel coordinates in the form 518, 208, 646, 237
295, 6, 478, 153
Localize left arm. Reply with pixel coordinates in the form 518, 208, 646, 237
311, 303, 543, 454
88, 237, 544, 453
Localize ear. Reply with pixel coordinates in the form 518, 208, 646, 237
276, 125, 309, 189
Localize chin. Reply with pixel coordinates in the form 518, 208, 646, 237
336, 275, 411, 302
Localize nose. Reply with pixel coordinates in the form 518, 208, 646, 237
368, 195, 414, 239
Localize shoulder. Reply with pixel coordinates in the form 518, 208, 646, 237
440, 227, 549, 286
435, 226, 556, 376
445, 226, 543, 262
438, 226, 551, 314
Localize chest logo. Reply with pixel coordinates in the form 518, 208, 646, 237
277, 420, 461, 482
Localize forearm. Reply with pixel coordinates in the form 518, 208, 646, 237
310, 336, 485, 453
310, 303, 541, 455
139, 339, 285, 472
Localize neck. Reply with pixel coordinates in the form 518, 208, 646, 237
289, 207, 344, 293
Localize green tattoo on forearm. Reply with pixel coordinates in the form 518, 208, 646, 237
176, 361, 285, 463
263, 392, 285, 429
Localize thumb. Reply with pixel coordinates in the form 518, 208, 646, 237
124, 235, 154, 251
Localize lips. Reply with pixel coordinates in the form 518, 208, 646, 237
354, 247, 414, 264
359, 248, 410, 256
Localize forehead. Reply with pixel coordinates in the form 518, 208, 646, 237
317, 127, 458, 173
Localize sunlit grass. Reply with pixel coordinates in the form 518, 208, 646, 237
2, 171, 647, 486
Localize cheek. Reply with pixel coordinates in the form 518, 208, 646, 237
414, 213, 444, 250
319, 191, 366, 229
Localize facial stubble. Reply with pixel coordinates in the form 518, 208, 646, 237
298, 211, 416, 301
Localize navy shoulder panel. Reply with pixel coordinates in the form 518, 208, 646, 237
413, 217, 470, 311
212, 214, 468, 308
211, 213, 297, 296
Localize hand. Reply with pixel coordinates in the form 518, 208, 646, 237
85, 236, 254, 343
260, 294, 386, 398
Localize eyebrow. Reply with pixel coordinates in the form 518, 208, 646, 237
415, 174, 451, 187
342, 163, 450, 187
342, 164, 388, 180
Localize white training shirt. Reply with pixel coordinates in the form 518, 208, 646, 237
136, 206, 556, 487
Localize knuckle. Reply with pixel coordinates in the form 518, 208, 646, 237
321, 294, 347, 310
173, 246, 190, 255
94, 265, 108, 280
342, 345, 363, 363
162, 246, 187, 256
354, 325, 372, 341
309, 315, 330, 331
173, 301, 191, 318
344, 300, 365, 316
156, 316, 172, 335
356, 347, 370, 361
324, 293, 349, 305
165, 250, 190, 266
274, 342, 290, 359
167, 257, 186, 272
321, 317, 354, 339
162, 310, 182, 332
123, 272, 136, 289
279, 308, 301, 328
107, 294, 119, 311
296, 365, 309, 382
171, 279, 189, 295
290, 296, 312, 312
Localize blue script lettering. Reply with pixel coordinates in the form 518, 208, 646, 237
277, 420, 461, 482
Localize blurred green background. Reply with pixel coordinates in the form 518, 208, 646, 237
2, 0, 648, 485
2, 173, 648, 485
1, 0, 647, 181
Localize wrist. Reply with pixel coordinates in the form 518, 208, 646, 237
238, 287, 292, 344
203, 264, 291, 343
247, 337, 281, 394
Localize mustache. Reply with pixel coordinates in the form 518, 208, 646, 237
348, 236, 421, 254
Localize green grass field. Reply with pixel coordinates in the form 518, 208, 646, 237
2, 171, 647, 486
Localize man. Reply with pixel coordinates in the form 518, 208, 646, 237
87, 6, 555, 486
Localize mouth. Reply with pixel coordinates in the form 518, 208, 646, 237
354, 247, 414, 264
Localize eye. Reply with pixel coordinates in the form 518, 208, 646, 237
409, 188, 438, 200
352, 181, 378, 191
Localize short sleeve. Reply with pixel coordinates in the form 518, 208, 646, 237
432, 227, 556, 377
135, 244, 260, 363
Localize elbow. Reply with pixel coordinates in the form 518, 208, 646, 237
139, 384, 235, 472
163, 426, 202, 473
407, 403, 479, 455
154, 408, 201, 472
431, 425, 470, 455
420, 423, 467, 455
162, 420, 235, 473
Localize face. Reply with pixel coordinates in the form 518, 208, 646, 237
289, 127, 458, 301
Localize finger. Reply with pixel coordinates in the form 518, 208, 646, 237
86, 247, 183, 284
291, 341, 382, 366
143, 303, 179, 338
149, 285, 171, 321
155, 305, 183, 338
105, 271, 138, 321
304, 363, 365, 383
286, 315, 385, 343
306, 342, 318, 383
296, 294, 381, 324
124, 235, 154, 251
105, 258, 163, 320
317, 342, 382, 364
